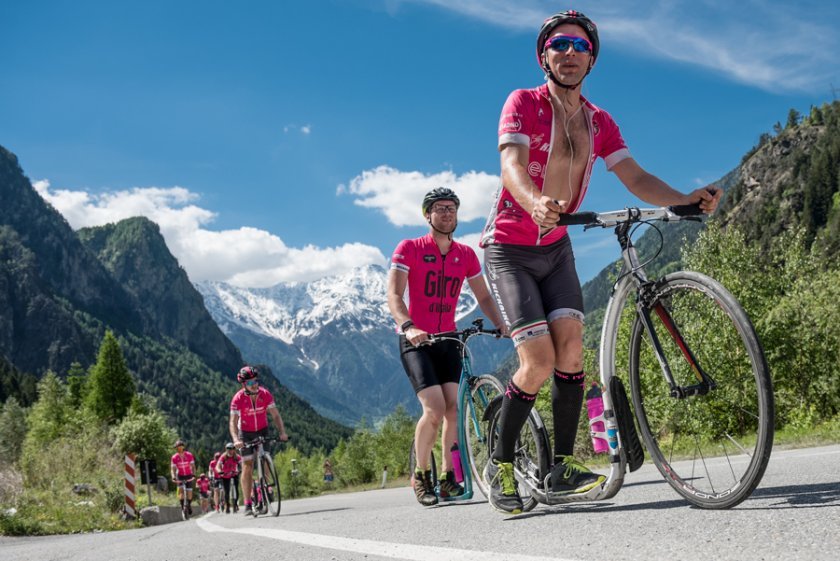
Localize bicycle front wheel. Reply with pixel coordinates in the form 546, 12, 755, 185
486, 396, 551, 513
262, 456, 281, 516
462, 375, 504, 499
628, 271, 774, 509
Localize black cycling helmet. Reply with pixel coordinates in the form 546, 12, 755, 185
421, 187, 460, 216
537, 10, 599, 89
237, 365, 258, 383
537, 10, 599, 66
174, 439, 186, 448
225, 442, 235, 450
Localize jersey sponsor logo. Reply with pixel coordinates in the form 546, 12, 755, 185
592, 120, 600, 136
528, 162, 542, 176
423, 271, 462, 298
394, 253, 404, 260
501, 119, 522, 132
539, 143, 550, 152
529, 133, 545, 148
428, 302, 453, 313
423, 254, 436, 263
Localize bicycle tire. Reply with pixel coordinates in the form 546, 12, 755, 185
486, 396, 551, 513
262, 456, 282, 516
462, 375, 504, 499
627, 271, 774, 509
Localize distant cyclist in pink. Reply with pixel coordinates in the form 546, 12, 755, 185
480, 10, 722, 514
215, 442, 242, 514
229, 365, 288, 516
170, 439, 196, 515
387, 187, 507, 507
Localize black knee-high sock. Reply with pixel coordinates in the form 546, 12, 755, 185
552, 370, 585, 459
492, 380, 537, 463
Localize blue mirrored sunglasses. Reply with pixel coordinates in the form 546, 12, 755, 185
245, 379, 259, 386
545, 35, 592, 54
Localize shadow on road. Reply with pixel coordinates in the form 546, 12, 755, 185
499, 482, 839, 520
279, 507, 351, 518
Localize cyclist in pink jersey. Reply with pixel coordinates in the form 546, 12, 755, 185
215, 442, 242, 513
196, 473, 211, 513
229, 365, 288, 516
480, 10, 722, 515
170, 439, 196, 515
209, 452, 222, 512
388, 187, 507, 506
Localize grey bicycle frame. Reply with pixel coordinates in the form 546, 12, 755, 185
519, 207, 685, 504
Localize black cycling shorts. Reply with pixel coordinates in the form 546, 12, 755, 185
176, 474, 194, 490
238, 427, 269, 461
484, 235, 584, 347
399, 335, 462, 393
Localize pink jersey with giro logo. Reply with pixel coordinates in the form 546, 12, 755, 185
171, 451, 195, 477
230, 387, 276, 432
390, 234, 482, 334
480, 84, 631, 248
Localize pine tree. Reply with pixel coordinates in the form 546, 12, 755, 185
85, 331, 136, 424
66, 361, 88, 409
24, 371, 71, 445
0, 396, 28, 464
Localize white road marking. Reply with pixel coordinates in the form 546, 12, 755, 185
196, 518, 579, 561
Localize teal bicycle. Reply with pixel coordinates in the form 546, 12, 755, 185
409, 318, 542, 502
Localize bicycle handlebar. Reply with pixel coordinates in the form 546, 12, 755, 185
556, 204, 704, 229
424, 318, 504, 344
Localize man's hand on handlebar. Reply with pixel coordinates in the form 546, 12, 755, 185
686, 187, 721, 214
532, 196, 567, 229
406, 325, 431, 347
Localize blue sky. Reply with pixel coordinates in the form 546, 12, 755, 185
2, 0, 838, 287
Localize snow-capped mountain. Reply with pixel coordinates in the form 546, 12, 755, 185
195, 264, 502, 425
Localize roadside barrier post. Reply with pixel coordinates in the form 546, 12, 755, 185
124, 453, 137, 519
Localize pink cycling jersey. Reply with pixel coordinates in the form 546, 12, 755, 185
217, 454, 241, 479
197, 477, 211, 493
171, 451, 195, 477
390, 233, 482, 334
480, 84, 631, 247
230, 387, 276, 432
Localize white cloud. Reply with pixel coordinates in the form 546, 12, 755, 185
33, 180, 386, 287
404, 0, 840, 92
284, 124, 312, 135
338, 165, 500, 227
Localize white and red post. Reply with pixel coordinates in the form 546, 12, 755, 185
124, 453, 137, 519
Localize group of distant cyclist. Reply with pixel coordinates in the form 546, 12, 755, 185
170, 364, 288, 517
173, 8, 722, 519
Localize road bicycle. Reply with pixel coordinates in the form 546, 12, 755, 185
408, 318, 544, 504
485, 204, 774, 510
175, 476, 195, 520
242, 435, 282, 517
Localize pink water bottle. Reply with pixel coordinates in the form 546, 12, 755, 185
586, 383, 609, 454
450, 443, 464, 483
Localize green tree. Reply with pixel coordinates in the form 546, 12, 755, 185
23, 371, 72, 446
112, 408, 176, 472
786, 108, 802, 129
66, 361, 88, 409
85, 331, 136, 424
0, 397, 28, 465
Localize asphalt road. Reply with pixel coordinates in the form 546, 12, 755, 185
3, 445, 838, 561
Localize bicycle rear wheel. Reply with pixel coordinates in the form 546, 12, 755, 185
462, 375, 504, 499
628, 271, 774, 509
262, 456, 281, 516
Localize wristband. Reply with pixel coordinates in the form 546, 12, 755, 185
400, 320, 415, 332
